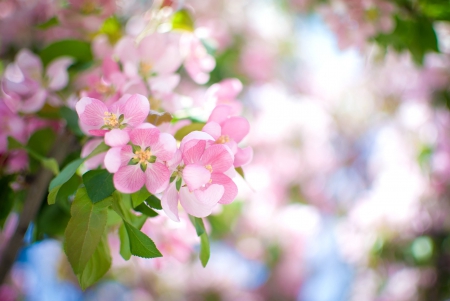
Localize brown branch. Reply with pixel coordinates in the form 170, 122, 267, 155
0, 131, 78, 284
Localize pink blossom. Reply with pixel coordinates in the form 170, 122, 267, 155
106, 126, 176, 194
161, 135, 237, 221
75, 93, 150, 136
203, 105, 253, 167
206, 78, 243, 113
181, 34, 216, 84
2, 49, 73, 113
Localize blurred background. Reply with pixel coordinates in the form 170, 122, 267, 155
2, 0, 450, 300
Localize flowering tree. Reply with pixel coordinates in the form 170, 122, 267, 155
0, 0, 252, 291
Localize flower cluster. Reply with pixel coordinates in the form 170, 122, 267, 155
76, 93, 251, 220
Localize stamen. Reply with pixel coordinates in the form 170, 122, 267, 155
103, 112, 119, 127
205, 164, 213, 173
216, 135, 230, 144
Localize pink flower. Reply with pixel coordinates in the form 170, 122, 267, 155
161, 134, 237, 221
181, 34, 216, 84
2, 49, 73, 113
105, 126, 177, 194
203, 105, 253, 167
75, 93, 149, 136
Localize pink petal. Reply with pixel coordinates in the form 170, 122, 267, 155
88, 129, 109, 137
193, 184, 224, 207
104, 146, 123, 173
16, 49, 42, 77
179, 187, 216, 218
179, 131, 215, 152
166, 149, 182, 170
234, 146, 253, 167
76, 97, 108, 127
182, 164, 210, 191
211, 173, 237, 205
144, 162, 171, 194
21, 88, 47, 113
208, 105, 233, 124
81, 139, 105, 170
200, 144, 233, 173
129, 127, 159, 148
104, 129, 130, 147
182, 140, 205, 164
120, 94, 150, 127
114, 36, 139, 65
221, 117, 250, 143
202, 122, 221, 139
114, 165, 145, 193
46, 57, 73, 91
151, 133, 177, 161
161, 182, 180, 222
102, 56, 120, 79
148, 74, 180, 94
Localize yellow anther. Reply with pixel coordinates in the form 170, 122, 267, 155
140, 62, 153, 75
216, 135, 230, 144
103, 112, 119, 127
205, 164, 213, 173
134, 149, 152, 164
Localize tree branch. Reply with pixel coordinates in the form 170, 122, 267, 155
0, 131, 78, 284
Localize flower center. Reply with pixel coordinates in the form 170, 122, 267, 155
103, 112, 119, 127
140, 62, 153, 75
134, 149, 152, 165
205, 164, 213, 173
216, 135, 230, 144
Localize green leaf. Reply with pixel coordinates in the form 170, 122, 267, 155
176, 178, 182, 191
37, 203, 71, 236
123, 220, 162, 258
111, 191, 147, 229
7, 136, 22, 150
76, 234, 111, 290
134, 203, 158, 218
86, 141, 110, 160
200, 233, 210, 267
36, 16, 59, 29
145, 195, 162, 210
118, 223, 131, 260
60, 107, 83, 136
48, 185, 61, 205
82, 169, 115, 204
131, 187, 151, 208
171, 9, 195, 32
174, 123, 205, 141
189, 215, 206, 237
235, 167, 245, 179
55, 174, 81, 207
49, 158, 84, 192
42, 158, 60, 175
64, 188, 109, 274
106, 209, 122, 226
39, 40, 92, 67
98, 16, 122, 44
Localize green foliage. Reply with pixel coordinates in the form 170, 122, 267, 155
174, 123, 206, 141
207, 201, 243, 239
98, 16, 122, 44
418, 0, 450, 21
36, 17, 59, 29
119, 223, 131, 260
64, 188, 110, 275
27, 128, 56, 173
59, 107, 83, 136
82, 169, 115, 204
171, 9, 195, 32
189, 216, 210, 267
111, 191, 147, 228
200, 232, 210, 267
123, 220, 162, 258
131, 187, 151, 208
76, 233, 112, 290
374, 15, 439, 64
146, 195, 162, 210
235, 167, 245, 179
39, 40, 92, 67
134, 203, 158, 218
